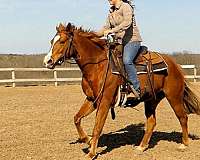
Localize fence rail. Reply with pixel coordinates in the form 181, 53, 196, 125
0, 65, 199, 87
181, 65, 200, 82
0, 68, 81, 87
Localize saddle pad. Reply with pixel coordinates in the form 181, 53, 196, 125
136, 61, 168, 75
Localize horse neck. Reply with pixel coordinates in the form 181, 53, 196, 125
73, 32, 108, 71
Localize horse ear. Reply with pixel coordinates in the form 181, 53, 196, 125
56, 23, 66, 32
56, 23, 59, 31
56, 26, 59, 32
66, 23, 72, 31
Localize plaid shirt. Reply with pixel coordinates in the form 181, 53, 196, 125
98, 1, 142, 44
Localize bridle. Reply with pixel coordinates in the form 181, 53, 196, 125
65, 33, 74, 59
56, 32, 75, 65
57, 30, 111, 109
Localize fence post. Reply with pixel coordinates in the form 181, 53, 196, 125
54, 70, 58, 87
11, 69, 16, 87
194, 66, 197, 82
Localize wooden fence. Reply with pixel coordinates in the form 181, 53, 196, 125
0, 68, 81, 87
181, 65, 199, 82
0, 65, 199, 87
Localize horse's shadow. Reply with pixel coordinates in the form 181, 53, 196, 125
90, 123, 199, 156
71, 123, 200, 158
95, 123, 145, 155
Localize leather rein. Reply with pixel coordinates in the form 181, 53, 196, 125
62, 32, 110, 108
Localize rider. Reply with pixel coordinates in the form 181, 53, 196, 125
96, 0, 142, 96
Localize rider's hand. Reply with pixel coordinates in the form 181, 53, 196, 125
104, 29, 112, 37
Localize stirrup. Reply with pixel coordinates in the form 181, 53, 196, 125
129, 85, 140, 100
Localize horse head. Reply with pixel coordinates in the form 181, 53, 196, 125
43, 23, 75, 69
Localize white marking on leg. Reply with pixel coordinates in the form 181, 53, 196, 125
179, 144, 187, 150
135, 145, 147, 152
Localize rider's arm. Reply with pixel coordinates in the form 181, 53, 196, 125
111, 3, 133, 33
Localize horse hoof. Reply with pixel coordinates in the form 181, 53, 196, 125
85, 152, 95, 160
135, 146, 146, 152
178, 144, 188, 150
83, 155, 92, 160
79, 136, 92, 145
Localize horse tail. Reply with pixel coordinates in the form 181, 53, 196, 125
183, 81, 200, 115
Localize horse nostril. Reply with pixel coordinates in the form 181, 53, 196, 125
47, 59, 53, 64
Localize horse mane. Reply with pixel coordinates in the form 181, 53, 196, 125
80, 31, 107, 49
68, 24, 107, 49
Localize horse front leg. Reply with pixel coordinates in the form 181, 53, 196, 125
85, 98, 111, 159
74, 98, 95, 144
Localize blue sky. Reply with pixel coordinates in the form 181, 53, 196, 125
0, 0, 199, 54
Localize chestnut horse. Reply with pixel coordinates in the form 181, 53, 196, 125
43, 23, 200, 159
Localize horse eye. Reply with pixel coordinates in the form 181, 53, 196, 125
60, 41, 65, 44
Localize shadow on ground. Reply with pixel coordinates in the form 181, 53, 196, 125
97, 123, 199, 156
70, 123, 200, 158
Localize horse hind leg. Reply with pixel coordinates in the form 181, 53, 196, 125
162, 55, 189, 148
74, 98, 95, 144
166, 95, 189, 149
136, 93, 164, 152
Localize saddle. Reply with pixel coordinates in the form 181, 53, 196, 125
134, 46, 168, 74
110, 45, 168, 76
110, 45, 168, 102
134, 46, 163, 65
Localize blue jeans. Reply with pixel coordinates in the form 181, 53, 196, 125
123, 41, 141, 90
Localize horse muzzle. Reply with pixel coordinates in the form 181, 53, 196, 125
43, 55, 64, 69
46, 60, 55, 69
43, 55, 55, 69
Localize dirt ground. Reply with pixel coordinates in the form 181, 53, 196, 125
0, 84, 200, 160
